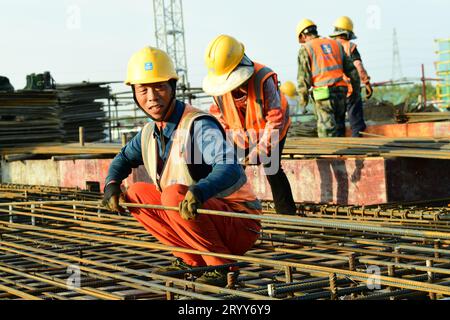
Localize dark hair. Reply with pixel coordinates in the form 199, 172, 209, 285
303, 26, 318, 36
334, 28, 352, 40
169, 79, 178, 93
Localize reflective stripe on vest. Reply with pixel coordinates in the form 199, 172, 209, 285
304, 38, 348, 88
215, 62, 291, 149
141, 103, 261, 209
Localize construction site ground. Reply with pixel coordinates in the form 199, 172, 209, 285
0, 183, 449, 301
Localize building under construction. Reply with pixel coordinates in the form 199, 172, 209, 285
0, 1, 450, 302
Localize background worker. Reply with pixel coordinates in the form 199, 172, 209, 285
102, 46, 262, 287
330, 16, 373, 137
280, 81, 306, 117
296, 18, 361, 137
203, 35, 297, 216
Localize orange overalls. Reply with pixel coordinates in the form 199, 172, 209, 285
126, 104, 261, 267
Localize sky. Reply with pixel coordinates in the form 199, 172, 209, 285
1, 0, 449, 92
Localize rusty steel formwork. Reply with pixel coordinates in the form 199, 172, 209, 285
1, 184, 450, 300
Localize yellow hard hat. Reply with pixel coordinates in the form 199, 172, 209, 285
296, 18, 317, 38
125, 46, 179, 86
203, 35, 254, 96
330, 16, 357, 39
280, 81, 297, 98
334, 16, 354, 32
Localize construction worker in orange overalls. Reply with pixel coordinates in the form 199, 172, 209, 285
202, 35, 297, 216
296, 19, 361, 137
102, 46, 262, 287
330, 16, 373, 137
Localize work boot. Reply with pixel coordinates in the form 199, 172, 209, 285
154, 258, 203, 278
196, 269, 230, 287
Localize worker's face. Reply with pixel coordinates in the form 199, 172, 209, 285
134, 82, 174, 122
233, 80, 249, 95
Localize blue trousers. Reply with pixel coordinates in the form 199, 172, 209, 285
347, 94, 367, 137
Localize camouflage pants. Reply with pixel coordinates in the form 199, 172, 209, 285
313, 87, 348, 137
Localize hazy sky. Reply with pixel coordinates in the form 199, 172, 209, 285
1, 0, 449, 91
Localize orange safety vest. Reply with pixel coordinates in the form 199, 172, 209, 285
141, 104, 261, 210
214, 63, 291, 150
303, 38, 348, 88
335, 38, 357, 97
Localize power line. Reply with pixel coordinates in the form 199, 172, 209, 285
392, 28, 404, 81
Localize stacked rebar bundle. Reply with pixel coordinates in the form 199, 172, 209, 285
56, 83, 110, 142
0, 83, 110, 148
0, 91, 62, 147
284, 137, 450, 160
287, 120, 318, 138
396, 112, 450, 124
1, 184, 450, 300
2, 137, 450, 161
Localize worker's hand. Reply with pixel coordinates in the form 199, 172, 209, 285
365, 83, 373, 100
243, 151, 261, 167
102, 183, 125, 214
179, 190, 202, 221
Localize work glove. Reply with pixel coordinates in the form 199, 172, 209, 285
365, 83, 373, 100
179, 190, 202, 221
102, 183, 125, 214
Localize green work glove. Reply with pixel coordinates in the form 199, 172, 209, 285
102, 183, 125, 214
179, 190, 202, 221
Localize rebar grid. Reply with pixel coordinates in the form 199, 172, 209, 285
1, 185, 450, 300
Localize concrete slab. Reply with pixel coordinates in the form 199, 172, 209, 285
1, 159, 149, 191
247, 158, 388, 205
0, 160, 60, 186
1, 156, 448, 206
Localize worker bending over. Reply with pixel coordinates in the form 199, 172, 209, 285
203, 35, 297, 216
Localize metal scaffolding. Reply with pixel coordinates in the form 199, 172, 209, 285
152, 0, 189, 87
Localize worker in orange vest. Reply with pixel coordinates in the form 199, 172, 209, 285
102, 46, 262, 287
330, 16, 373, 137
296, 19, 361, 137
202, 35, 297, 216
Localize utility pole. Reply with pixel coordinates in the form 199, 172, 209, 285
392, 28, 404, 81
421, 64, 428, 111
152, 0, 189, 88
